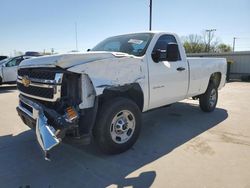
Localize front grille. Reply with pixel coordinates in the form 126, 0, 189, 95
17, 82, 54, 99
18, 68, 56, 80
17, 68, 63, 102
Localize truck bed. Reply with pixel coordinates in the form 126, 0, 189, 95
186, 57, 227, 97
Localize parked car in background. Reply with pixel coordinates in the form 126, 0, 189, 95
0, 56, 8, 61
24, 51, 42, 56
0, 55, 36, 85
0, 58, 10, 65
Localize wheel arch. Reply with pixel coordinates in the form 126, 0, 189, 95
209, 72, 222, 89
197, 72, 222, 98
98, 83, 144, 112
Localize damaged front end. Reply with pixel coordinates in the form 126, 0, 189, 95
16, 67, 87, 160
36, 112, 60, 160
17, 95, 79, 160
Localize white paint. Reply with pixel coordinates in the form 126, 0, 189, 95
78, 74, 96, 109
19, 52, 133, 69
1, 56, 34, 83
18, 31, 227, 112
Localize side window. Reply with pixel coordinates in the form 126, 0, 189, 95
153, 35, 181, 61
6, 59, 17, 67
5, 57, 23, 67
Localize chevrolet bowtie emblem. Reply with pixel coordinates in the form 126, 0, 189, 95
22, 76, 31, 87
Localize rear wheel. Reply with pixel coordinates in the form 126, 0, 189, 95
93, 97, 141, 154
199, 82, 218, 112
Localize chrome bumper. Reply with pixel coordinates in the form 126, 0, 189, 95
17, 95, 60, 160
36, 112, 60, 160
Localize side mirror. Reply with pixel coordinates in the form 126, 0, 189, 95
166, 43, 179, 62
151, 49, 161, 63
87, 49, 91, 52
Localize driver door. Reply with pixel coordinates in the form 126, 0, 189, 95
148, 34, 188, 109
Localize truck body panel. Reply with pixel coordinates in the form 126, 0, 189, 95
16, 31, 227, 158
186, 57, 227, 98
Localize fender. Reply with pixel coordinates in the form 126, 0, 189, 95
67, 56, 146, 110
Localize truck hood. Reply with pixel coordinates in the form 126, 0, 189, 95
19, 51, 134, 69
19, 51, 145, 96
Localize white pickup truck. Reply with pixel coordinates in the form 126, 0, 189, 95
16, 31, 227, 159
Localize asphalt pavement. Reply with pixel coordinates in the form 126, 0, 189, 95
0, 82, 249, 188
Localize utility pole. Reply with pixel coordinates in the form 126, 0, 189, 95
75, 22, 78, 51
233, 37, 238, 52
205, 29, 216, 52
149, 0, 152, 31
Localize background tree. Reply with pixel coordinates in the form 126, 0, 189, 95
215, 44, 232, 53
183, 34, 205, 53
182, 32, 232, 53
202, 30, 219, 52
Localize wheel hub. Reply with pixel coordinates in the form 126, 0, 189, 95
110, 110, 136, 144
115, 118, 128, 133
209, 88, 217, 107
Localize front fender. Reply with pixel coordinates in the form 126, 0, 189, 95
68, 57, 145, 96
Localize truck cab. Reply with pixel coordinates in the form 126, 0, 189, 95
146, 33, 189, 109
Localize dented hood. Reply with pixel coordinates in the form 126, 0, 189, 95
19, 51, 145, 96
19, 51, 133, 69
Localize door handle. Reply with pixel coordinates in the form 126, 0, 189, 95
177, 67, 185, 71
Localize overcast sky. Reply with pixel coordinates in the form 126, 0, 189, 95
1, 0, 250, 56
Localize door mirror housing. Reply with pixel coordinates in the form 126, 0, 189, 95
151, 49, 166, 63
166, 43, 179, 62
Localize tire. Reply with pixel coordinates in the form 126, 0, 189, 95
199, 82, 218, 112
93, 97, 141, 154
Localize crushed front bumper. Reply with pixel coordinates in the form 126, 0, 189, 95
17, 95, 68, 160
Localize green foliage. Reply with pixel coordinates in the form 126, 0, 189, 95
182, 33, 232, 53
182, 34, 206, 53
216, 44, 232, 53
183, 41, 206, 53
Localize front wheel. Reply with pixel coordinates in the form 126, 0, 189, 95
93, 97, 141, 154
199, 82, 218, 112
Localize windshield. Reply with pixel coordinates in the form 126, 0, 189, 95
91, 33, 154, 56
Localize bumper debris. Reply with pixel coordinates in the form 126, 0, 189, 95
17, 95, 78, 160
